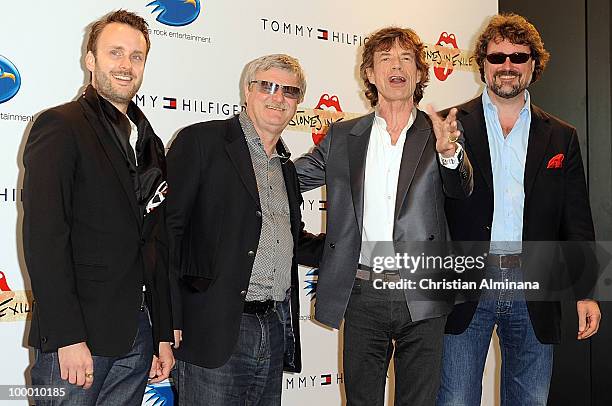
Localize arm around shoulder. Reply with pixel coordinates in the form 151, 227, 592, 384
294, 124, 333, 192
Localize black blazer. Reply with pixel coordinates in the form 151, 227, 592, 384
23, 92, 173, 356
166, 116, 321, 372
444, 96, 595, 344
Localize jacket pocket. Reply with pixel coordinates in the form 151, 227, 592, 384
74, 263, 108, 281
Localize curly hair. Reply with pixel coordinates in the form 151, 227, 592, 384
87, 10, 151, 57
475, 13, 550, 84
359, 27, 429, 107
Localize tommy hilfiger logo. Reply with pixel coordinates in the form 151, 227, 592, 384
285, 372, 343, 390
135, 94, 243, 116
163, 97, 177, 109
260, 18, 367, 46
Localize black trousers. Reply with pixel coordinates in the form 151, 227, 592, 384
343, 278, 446, 406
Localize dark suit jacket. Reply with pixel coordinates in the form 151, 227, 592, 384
294, 110, 473, 329
166, 115, 321, 372
23, 91, 173, 356
444, 96, 596, 344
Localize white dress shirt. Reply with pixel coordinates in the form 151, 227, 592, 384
128, 118, 138, 166
359, 109, 462, 267
359, 110, 414, 266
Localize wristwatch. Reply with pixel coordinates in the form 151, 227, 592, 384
439, 144, 463, 167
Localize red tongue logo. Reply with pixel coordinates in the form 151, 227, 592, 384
312, 94, 342, 145
0, 271, 11, 291
433, 32, 459, 81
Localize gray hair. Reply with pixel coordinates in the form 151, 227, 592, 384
243, 54, 306, 103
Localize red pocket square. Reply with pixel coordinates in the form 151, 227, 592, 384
547, 154, 564, 169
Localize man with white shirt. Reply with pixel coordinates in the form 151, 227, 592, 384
295, 26, 473, 406
23, 10, 173, 405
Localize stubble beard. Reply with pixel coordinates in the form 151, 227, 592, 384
489, 70, 530, 99
93, 68, 141, 108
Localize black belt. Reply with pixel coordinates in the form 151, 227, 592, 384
486, 254, 521, 269
243, 300, 275, 315
355, 264, 401, 282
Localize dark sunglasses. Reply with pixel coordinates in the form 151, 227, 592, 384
249, 80, 302, 100
485, 52, 531, 64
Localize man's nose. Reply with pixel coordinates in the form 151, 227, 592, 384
501, 56, 514, 69
118, 55, 132, 70
271, 86, 285, 101
391, 55, 402, 70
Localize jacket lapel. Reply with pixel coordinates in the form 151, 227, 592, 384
78, 94, 141, 227
347, 113, 374, 233
394, 110, 431, 218
460, 98, 493, 192
225, 116, 260, 206
524, 105, 552, 205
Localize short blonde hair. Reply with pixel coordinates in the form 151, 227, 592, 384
243, 54, 306, 103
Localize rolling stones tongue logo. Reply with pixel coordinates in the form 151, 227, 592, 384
0, 271, 16, 319
434, 32, 459, 81
312, 94, 342, 145
0, 271, 11, 292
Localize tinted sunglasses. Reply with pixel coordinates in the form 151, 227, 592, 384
249, 80, 302, 100
485, 52, 531, 64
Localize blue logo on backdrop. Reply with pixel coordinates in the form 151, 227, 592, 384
147, 0, 201, 27
0, 55, 21, 104
143, 382, 173, 405
304, 268, 319, 300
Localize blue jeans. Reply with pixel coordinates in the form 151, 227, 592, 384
31, 308, 154, 406
437, 266, 553, 406
172, 301, 286, 406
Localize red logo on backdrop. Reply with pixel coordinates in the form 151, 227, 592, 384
434, 32, 459, 81
0, 271, 12, 292
0, 270, 16, 319
312, 94, 342, 145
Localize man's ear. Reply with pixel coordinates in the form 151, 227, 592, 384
366, 67, 376, 86
85, 51, 95, 73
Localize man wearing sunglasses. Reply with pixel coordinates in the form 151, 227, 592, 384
165, 54, 322, 405
437, 14, 601, 406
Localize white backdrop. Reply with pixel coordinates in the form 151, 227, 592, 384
0, 1, 498, 404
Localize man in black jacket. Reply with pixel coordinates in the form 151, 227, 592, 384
166, 54, 322, 405
437, 14, 601, 406
23, 10, 173, 405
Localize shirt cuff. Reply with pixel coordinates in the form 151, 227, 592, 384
438, 143, 463, 169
